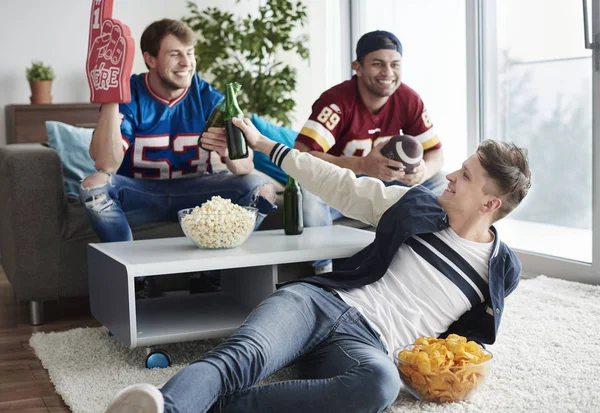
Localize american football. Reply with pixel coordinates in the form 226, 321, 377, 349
380, 135, 423, 173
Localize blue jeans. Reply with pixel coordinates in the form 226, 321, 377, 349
303, 172, 448, 269
160, 283, 399, 413
79, 171, 276, 242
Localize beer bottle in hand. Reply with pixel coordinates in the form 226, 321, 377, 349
223, 82, 249, 160
284, 176, 303, 235
198, 97, 225, 151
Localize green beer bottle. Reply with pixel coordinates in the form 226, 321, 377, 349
198, 97, 225, 151
223, 82, 249, 160
283, 176, 303, 235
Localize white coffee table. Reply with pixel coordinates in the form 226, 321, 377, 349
88, 226, 375, 352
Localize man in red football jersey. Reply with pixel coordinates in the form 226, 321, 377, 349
294, 30, 446, 274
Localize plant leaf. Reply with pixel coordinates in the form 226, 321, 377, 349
182, 0, 308, 125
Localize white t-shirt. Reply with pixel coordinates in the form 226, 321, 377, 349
336, 227, 493, 357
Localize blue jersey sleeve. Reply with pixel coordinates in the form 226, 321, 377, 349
118, 103, 136, 148
118, 74, 141, 150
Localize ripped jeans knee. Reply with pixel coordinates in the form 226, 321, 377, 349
80, 172, 115, 213
81, 171, 111, 190
79, 172, 134, 242
256, 182, 277, 205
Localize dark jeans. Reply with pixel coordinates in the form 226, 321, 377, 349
161, 283, 401, 413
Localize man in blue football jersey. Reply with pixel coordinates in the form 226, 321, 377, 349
80, 19, 277, 290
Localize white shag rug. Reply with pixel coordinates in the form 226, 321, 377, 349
30, 275, 600, 413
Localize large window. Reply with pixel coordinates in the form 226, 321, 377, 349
352, 0, 600, 282
480, 0, 594, 264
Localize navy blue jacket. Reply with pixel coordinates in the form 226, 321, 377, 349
295, 185, 521, 345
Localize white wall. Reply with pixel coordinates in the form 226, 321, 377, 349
0, 0, 344, 145
291, 0, 346, 127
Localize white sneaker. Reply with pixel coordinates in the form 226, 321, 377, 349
105, 383, 164, 413
315, 263, 333, 275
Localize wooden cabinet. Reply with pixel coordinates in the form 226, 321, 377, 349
5, 103, 101, 144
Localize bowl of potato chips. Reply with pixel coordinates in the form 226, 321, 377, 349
394, 334, 493, 403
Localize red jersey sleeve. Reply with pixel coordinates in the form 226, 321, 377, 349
403, 94, 441, 152
295, 94, 345, 153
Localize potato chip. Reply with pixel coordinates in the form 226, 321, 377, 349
394, 334, 493, 403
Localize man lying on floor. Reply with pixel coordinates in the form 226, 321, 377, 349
105, 117, 531, 413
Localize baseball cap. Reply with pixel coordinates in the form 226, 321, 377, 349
355, 30, 403, 61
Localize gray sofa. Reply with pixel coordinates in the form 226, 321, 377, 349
0, 143, 369, 325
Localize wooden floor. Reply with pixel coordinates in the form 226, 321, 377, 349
0, 267, 99, 413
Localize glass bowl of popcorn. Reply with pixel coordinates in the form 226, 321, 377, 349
178, 196, 258, 249
394, 335, 493, 403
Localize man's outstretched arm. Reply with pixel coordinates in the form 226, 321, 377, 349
293, 140, 364, 173
294, 140, 407, 183
231, 118, 409, 226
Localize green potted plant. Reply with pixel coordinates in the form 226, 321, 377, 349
182, 0, 309, 126
26, 60, 55, 104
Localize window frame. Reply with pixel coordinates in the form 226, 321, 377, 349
465, 0, 600, 284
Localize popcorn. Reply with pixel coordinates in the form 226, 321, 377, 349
180, 196, 257, 248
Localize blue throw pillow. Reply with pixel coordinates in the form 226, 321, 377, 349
250, 114, 298, 184
45, 121, 96, 197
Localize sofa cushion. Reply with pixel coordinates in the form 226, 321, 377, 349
251, 114, 298, 184
46, 121, 96, 197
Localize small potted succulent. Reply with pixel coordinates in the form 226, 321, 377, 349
26, 60, 55, 104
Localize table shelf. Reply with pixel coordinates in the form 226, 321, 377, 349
135, 293, 252, 347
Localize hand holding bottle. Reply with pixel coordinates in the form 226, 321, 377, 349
199, 127, 229, 157
198, 98, 225, 151
230, 117, 276, 155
